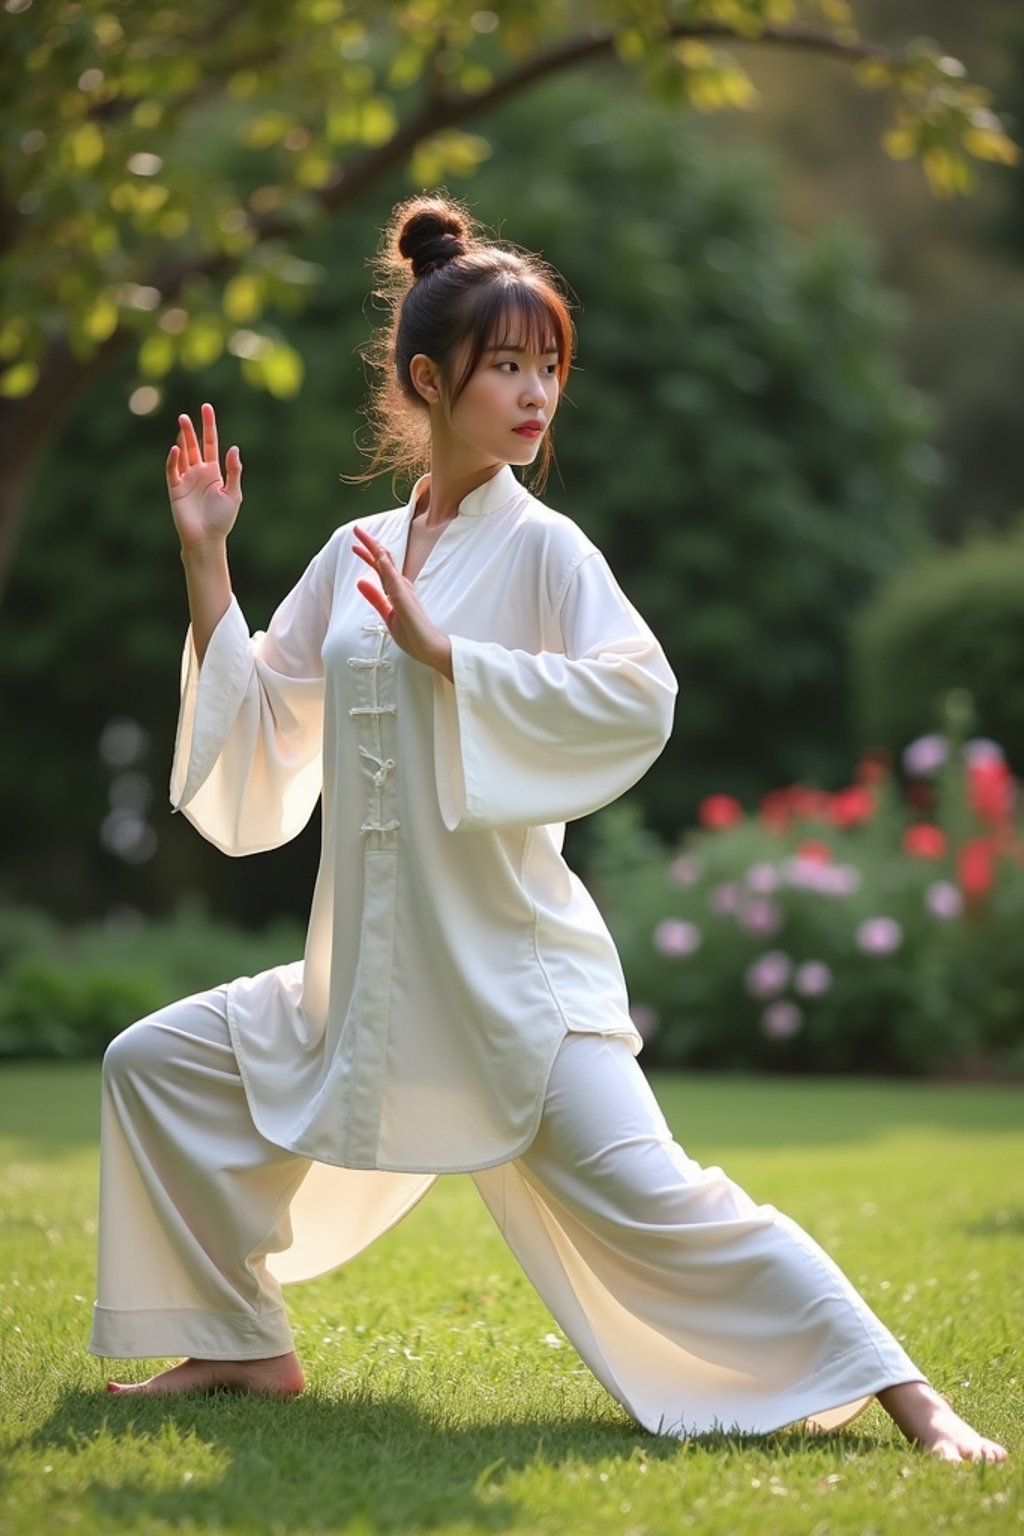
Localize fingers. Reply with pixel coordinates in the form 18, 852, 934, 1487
177, 413, 202, 467
201, 402, 219, 466
352, 524, 385, 562
356, 577, 393, 625
224, 443, 243, 500
166, 444, 181, 488
352, 526, 401, 587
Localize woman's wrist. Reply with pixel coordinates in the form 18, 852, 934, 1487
430, 634, 454, 682
180, 536, 229, 569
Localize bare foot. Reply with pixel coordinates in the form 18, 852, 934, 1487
877, 1380, 1007, 1463
105, 1351, 305, 1398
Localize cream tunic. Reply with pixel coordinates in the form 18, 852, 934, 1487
171, 463, 678, 1181
94, 483, 926, 1432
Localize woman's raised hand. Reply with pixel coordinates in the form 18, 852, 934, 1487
167, 403, 243, 551
353, 526, 453, 681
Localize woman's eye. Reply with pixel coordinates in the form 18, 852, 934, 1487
497, 360, 518, 372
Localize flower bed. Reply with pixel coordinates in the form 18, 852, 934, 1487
592, 719, 1024, 1076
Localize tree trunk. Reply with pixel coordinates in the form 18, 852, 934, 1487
0, 336, 127, 603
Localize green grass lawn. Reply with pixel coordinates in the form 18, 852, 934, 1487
1, 1063, 1021, 1535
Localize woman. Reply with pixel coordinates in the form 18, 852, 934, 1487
92, 195, 1005, 1463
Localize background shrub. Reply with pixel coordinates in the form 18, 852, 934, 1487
853, 519, 1024, 772
0, 902, 303, 1059
591, 730, 1024, 1077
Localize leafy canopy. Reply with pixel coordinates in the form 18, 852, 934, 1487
2, 0, 1017, 407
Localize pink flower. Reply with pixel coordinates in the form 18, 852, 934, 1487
760, 1000, 803, 1039
738, 898, 783, 938
856, 917, 903, 955
902, 734, 949, 777
667, 854, 702, 888
925, 880, 964, 921
963, 738, 1005, 766
782, 857, 860, 897
653, 918, 703, 957
629, 1003, 661, 1040
745, 950, 792, 1000
708, 881, 742, 916
745, 862, 780, 894
794, 960, 833, 997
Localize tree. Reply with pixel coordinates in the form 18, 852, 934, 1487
0, 0, 1016, 597
0, 77, 935, 921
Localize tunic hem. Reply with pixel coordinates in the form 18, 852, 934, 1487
225, 980, 578, 1175
88, 1303, 295, 1362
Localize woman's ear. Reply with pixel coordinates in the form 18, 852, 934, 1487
409, 354, 442, 405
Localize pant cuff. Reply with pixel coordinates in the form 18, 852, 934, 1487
88, 1303, 295, 1361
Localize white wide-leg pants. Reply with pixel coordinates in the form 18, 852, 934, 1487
90, 989, 922, 1437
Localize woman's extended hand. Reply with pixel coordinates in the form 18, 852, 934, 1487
167, 403, 243, 551
353, 526, 453, 681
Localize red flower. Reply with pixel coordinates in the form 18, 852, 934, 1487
796, 839, 832, 864
698, 794, 744, 829
968, 759, 1015, 827
828, 785, 875, 828
856, 749, 891, 785
957, 837, 996, 900
902, 823, 947, 860
759, 791, 791, 832
785, 785, 833, 820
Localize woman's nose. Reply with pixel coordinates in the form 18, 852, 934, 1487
520, 372, 547, 406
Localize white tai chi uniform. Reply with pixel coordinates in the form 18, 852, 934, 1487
91, 465, 922, 1435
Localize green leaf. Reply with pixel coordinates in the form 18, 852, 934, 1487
0, 361, 40, 398
82, 296, 119, 343
223, 273, 266, 324
138, 332, 176, 379
261, 341, 305, 398
180, 318, 225, 370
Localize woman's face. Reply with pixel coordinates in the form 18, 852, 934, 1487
440, 335, 561, 469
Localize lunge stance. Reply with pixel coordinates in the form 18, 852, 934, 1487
93, 195, 1005, 1464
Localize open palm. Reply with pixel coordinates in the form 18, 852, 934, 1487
166, 403, 243, 549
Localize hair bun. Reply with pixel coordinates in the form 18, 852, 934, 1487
398, 200, 469, 279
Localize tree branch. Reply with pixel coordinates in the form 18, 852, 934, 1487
142, 17, 900, 308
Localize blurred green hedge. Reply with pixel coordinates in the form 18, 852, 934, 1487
853, 519, 1024, 771
0, 902, 302, 1059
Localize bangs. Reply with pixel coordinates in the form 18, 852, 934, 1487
450, 274, 574, 400
487, 292, 564, 363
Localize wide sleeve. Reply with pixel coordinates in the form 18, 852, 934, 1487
169, 539, 334, 856
433, 550, 677, 832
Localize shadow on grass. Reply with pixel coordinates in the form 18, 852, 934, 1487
20, 1387, 882, 1533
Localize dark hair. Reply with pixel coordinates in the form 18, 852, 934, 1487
357, 192, 574, 489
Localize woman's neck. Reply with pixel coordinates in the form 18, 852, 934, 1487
416, 448, 505, 527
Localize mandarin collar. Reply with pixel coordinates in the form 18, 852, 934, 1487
405, 463, 523, 522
